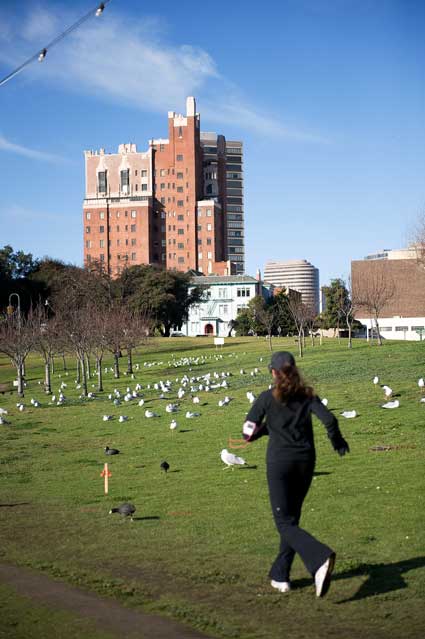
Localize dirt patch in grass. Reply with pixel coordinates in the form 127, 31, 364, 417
0, 563, 211, 639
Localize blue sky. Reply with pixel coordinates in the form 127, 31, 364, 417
0, 0, 424, 286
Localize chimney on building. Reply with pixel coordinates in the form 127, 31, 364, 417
186, 96, 196, 117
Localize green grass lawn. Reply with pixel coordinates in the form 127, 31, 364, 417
1, 337, 425, 638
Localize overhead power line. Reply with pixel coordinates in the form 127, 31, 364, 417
0, 1, 112, 88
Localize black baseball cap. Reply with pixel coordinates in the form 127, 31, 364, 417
268, 351, 296, 372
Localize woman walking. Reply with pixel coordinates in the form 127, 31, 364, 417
243, 351, 349, 597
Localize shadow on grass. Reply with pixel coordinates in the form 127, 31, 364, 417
313, 471, 332, 477
132, 516, 160, 521
240, 465, 258, 471
292, 556, 425, 602
0, 502, 31, 508
179, 429, 195, 433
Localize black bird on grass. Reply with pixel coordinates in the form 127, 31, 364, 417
105, 446, 120, 455
160, 460, 170, 473
109, 503, 136, 521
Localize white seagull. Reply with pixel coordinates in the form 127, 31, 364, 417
373, 376, 379, 385
382, 385, 393, 398
170, 419, 178, 431
418, 378, 425, 388
220, 448, 246, 469
118, 415, 129, 422
341, 410, 357, 419
103, 415, 113, 421
145, 410, 157, 418
382, 400, 400, 409
321, 398, 328, 406
185, 411, 200, 418
166, 403, 178, 413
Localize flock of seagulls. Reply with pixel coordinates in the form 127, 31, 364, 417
3, 351, 425, 525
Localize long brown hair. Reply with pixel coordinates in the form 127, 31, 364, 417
272, 363, 314, 403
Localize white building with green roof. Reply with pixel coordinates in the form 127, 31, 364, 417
181, 274, 272, 336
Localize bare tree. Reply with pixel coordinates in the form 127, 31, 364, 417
254, 303, 276, 352
411, 212, 425, 268
0, 310, 36, 397
61, 305, 92, 396
33, 306, 62, 394
281, 296, 309, 358
338, 277, 360, 349
353, 266, 395, 346
304, 304, 318, 347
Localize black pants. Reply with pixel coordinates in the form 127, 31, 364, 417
267, 459, 334, 581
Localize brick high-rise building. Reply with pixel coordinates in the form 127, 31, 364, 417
83, 97, 241, 277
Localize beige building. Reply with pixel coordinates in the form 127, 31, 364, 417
264, 259, 320, 313
352, 248, 425, 340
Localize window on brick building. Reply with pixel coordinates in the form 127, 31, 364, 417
177, 172, 183, 179
176, 154, 183, 161
178, 257, 184, 264
100, 254, 105, 262
197, 225, 202, 231
207, 252, 212, 259
197, 239, 202, 245
86, 211, 91, 220
131, 252, 136, 260
207, 209, 212, 216
99, 211, 104, 220
131, 224, 136, 232
141, 183, 147, 191
160, 169, 167, 176
125, 225, 128, 231
100, 240, 104, 248
116, 225, 120, 232
198, 252, 203, 260
120, 169, 129, 192
160, 183, 165, 190
86, 226, 90, 233
135, 184, 138, 191
177, 200, 184, 207
141, 170, 147, 177
117, 239, 120, 246
207, 238, 212, 245
178, 126, 183, 138
98, 171, 107, 193
177, 214, 184, 221
177, 186, 183, 192
131, 210, 137, 218
178, 242, 184, 249
207, 223, 212, 231
125, 239, 129, 246
85, 240, 91, 248
161, 197, 166, 204
177, 229, 184, 235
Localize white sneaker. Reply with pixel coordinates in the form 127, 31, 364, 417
271, 580, 291, 593
315, 553, 335, 597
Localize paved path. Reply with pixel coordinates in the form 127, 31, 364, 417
0, 564, 212, 639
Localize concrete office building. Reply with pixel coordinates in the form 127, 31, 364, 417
264, 259, 320, 312
83, 97, 243, 277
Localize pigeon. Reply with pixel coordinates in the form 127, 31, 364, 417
220, 448, 246, 468
160, 461, 170, 473
109, 503, 136, 520
105, 446, 120, 455
103, 415, 113, 421
118, 415, 129, 422
321, 398, 328, 407
145, 410, 157, 418
341, 410, 357, 419
382, 400, 400, 409
170, 419, 178, 431
113, 399, 121, 406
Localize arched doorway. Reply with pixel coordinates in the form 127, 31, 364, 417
204, 323, 214, 335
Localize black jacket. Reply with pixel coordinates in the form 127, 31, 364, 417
244, 390, 346, 463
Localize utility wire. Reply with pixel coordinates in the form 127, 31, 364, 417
0, 1, 112, 88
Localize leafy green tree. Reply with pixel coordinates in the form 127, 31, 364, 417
117, 265, 202, 336
0, 245, 39, 280
320, 279, 350, 334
